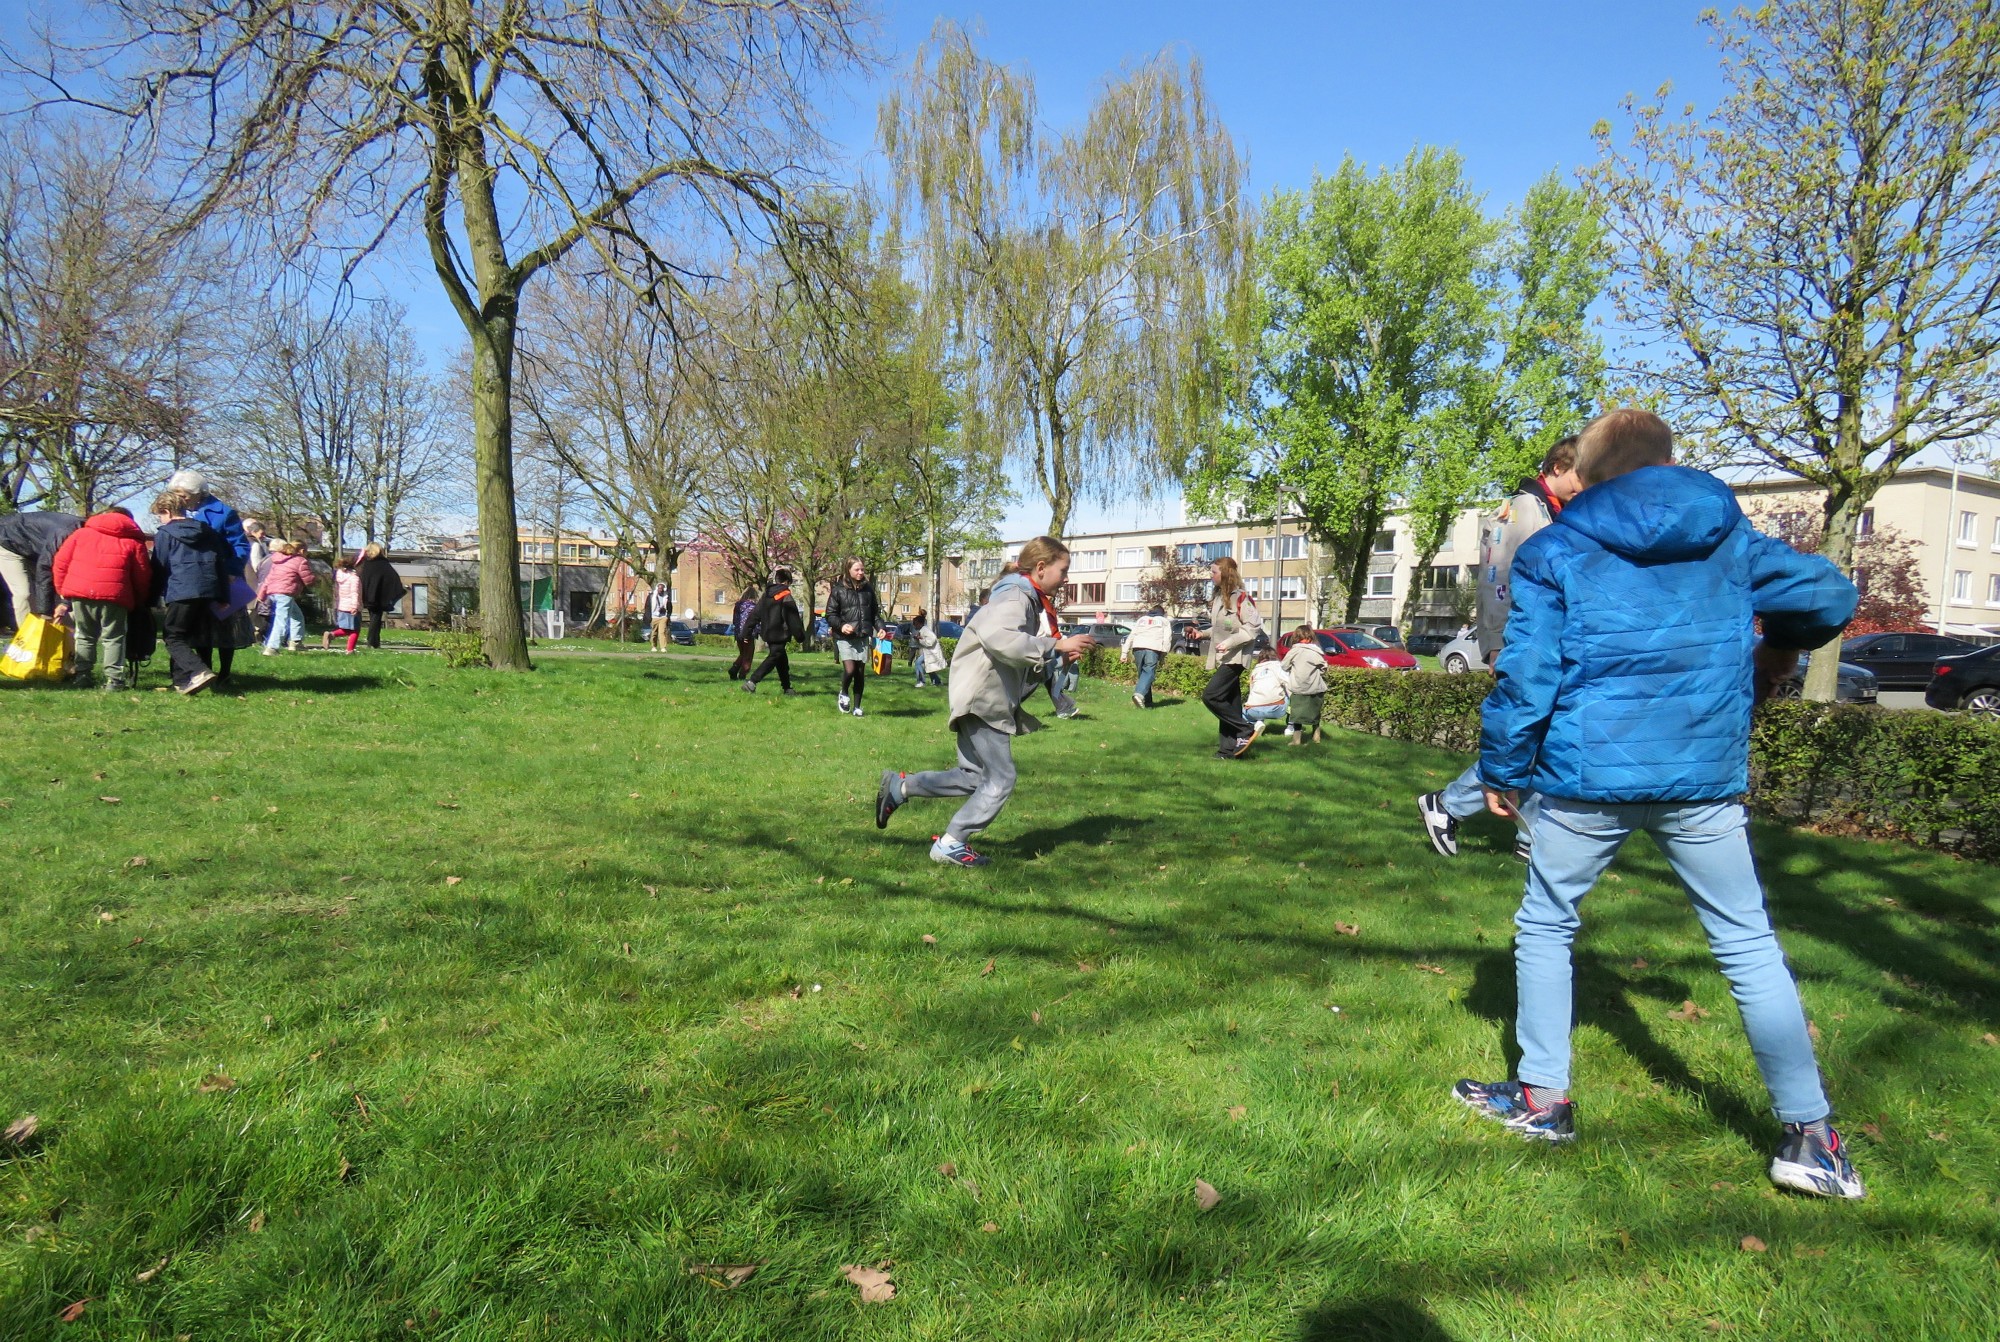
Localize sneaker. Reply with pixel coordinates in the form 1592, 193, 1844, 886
1133, 692, 1145, 709
1249, 720, 1270, 742
782, 689, 799, 697
1451, 1078, 1576, 1144
852, 706, 864, 718
180, 670, 218, 696
838, 693, 850, 712
876, 770, 904, 829
1282, 724, 1297, 736
930, 835, 990, 867
1418, 791, 1459, 857
1770, 1122, 1866, 1199
261, 647, 278, 657
1226, 734, 1254, 759
741, 679, 757, 694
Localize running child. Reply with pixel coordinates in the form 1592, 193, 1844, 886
873, 536, 1095, 867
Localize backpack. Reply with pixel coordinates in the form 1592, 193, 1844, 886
1235, 591, 1272, 654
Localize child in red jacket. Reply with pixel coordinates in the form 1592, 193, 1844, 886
52, 507, 152, 690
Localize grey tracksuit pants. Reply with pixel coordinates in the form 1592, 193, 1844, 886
901, 721, 1018, 842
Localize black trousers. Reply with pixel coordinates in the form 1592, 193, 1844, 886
730, 637, 755, 679
1203, 662, 1250, 748
366, 607, 385, 648
750, 644, 791, 690
163, 600, 215, 689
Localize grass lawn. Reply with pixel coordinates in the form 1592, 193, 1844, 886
3, 652, 1997, 1341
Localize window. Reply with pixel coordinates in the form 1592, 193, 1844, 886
1080, 582, 1106, 604
410, 584, 430, 618
1175, 540, 1233, 563
1279, 534, 1306, 560
1436, 531, 1454, 552
1242, 538, 1264, 562
448, 585, 478, 614
1857, 508, 1875, 537
1989, 574, 2000, 606
1960, 510, 1979, 545
1073, 549, 1107, 572
1993, 516, 2000, 550
898, 581, 912, 593
1278, 575, 1304, 601
1148, 545, 1170, 564
1368, 573, 1394, 597
560, 543, 577, 559
1952, 569, 1972, 603
714, 589, 726, 603
1117, 547, 1145, 568
1116, 582, 1141, 602
1372, 531, 1396, 554
1059, 583, 1077, 605
1422, 564, 1460, 590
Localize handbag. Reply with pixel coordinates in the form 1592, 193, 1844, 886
1, 612, 72, 681
871, 636, 895, 676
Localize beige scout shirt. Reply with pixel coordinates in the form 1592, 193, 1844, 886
947, 577, 1058, 735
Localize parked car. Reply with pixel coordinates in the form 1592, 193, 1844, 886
1926, 644, 2000, 719
1067, 621, 1131, 644
699, 620, 732, 637
934, 620, 964, 639
1366, 625, 1406, 649
1436, 633, 1486, 674
666, 620, 696, 646
1174, 620, 1208, 655
1838, 631, 1981, 690
1769, 651, 1878, 704
1406, 631, 1456, 657
1314, 626, 1419, 672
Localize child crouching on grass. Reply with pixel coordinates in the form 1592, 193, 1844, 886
874, 536, 1096, 867
1456, 408, 1866, 1200
1241, 648, 1288, 741
1280, 627, 1327, 745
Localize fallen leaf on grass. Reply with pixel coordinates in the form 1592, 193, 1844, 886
1227, 1105, 1247, 1122
980, 959, 995, 977
248, 1211, 266, 1233
1982, 1033, 1999, 1047
1806, 1021, 1822, 1043
134, 1257, 167, 1283
1076, 961, 1096, 974
1929, 1130, 1949, 1143
337, 1157, 352, 1181
1667, 1000, 1711, 1022
788, 984, 802, 1000
436, 801, 459, 810
1030, 1011, 1042, 1025
1739, 1235, 1766, 1253
1194, 1179, 1221, 1211
194, 1072, 235, 1094
1859, 1122, 1884, 1142
4, 1114, 39, 1145
1414, 963, 1447, 975
688, 1263, 760, 1289
127, 855, 148, 868
99, 796, 121, 805
921, 934, 937, 945
59, 1298, 89, 1322
936, 1162, 957, 1178
644, 884, 659, 896
266, 805, 279, 813
92, 771, 106, 781
1332, 921, 1359, 936
97, 911, 117, 923
1630, 957, 1649, 969
209, 794, 221, 802
629, 792, 641, 799
444, 876, 463, 886
981, 1221, 999, 1233
841, 1262, 896, 1304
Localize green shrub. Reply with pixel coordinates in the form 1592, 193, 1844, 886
1076, 646, 1212, 696
693, 633, 738, 651
434, 629, 485, 669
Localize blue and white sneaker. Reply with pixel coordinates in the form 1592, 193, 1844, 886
1452, 1078, 1577, 1143
929, 835, 991, 867
1770, 1122, 1867, 1199
876, 770, 904, 829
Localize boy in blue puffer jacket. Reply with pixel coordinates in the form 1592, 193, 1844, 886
1452, 409, 1867, 1201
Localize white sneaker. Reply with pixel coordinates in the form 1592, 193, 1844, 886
261, 647, 277, 657
838, 693, 850, 712
852, 706, 865, 718
181, 670, 218, 695
1132, 692, 1145, 709
1282, 724, 1297, 736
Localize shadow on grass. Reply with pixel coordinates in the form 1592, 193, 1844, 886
1299, 1297, 1456, 1342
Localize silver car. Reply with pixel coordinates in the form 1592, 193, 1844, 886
1436, 634, 1485, 675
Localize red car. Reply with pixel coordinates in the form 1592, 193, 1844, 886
1314, 626, 1419, 671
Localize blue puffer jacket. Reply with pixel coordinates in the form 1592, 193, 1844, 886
1479, 466, 1857, 803
187, 495, 249, 577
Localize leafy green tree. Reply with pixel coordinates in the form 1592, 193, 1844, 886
880, 19, 1251, 535
1588, 0, 2000, 698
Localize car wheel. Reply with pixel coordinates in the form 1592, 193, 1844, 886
1964, 688, 2000, 720
1443, 653, 1468, 674
1772, 679, 1803, 700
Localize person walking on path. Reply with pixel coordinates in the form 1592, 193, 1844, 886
1279, 626, 1328, 745
827, 557, 886, 718
874, 537, 1096, 867
168, 470, 253, 682
357, 542, 405, 649
324, 556, 363, 653
148, 489, 231, 695
648, 581, 674, 650
1453, 409, 1866, 1201
1418, 438, 1582, 861
1191, 556, 1265, 759
910, 610, 947, 687
1120, 605, 1173, 708
728, 584, 760, 680
50, 508, 151, 690
740, 568, 805, 695
0, 510, 82, 630
256, 540, 314, 654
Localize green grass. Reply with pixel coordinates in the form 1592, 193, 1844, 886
3, 652, 1997, 1341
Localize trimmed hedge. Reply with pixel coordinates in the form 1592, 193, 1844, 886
1074, 660, 2000, 860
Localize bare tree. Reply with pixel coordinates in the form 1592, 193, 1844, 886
0, 130, 220, 511
16, 1, 871, 665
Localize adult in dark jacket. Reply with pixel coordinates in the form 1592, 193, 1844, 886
0, 510, 82, 627
740, 568, 805, 695
826, 557, 886, 717
167, 469, 253, 678
357, 542, 405, 649
149, 489, 232, 694
728, 585, 760, 680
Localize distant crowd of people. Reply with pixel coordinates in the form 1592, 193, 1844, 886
0, 470, 407, 694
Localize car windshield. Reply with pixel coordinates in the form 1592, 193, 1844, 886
1331, 628, 1388, 650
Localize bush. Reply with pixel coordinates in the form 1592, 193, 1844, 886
693, 633, 737, 652
434, 629, 485, 669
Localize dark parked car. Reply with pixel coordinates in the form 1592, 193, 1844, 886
1772, 651, 1877, 704
699, 620, 732, 636
1174, 620, 1208, 655
1366, 625, 1406, 649
1838, 631, 1981, 690
1406, 631, 1455, 657
666, 619, 696, 646
1927, 644, 2000, 719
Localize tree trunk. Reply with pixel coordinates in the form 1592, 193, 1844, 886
1804, 486, 1865, 702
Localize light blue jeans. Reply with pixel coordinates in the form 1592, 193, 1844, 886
264, 594, 303, 649
1513, 796, 1829, 1123
1133, 648, 1162, 701
1244, 701, 1287, 722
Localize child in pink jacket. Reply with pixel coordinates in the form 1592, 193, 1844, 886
256, 540, 313, 654
324, 555, 362, 654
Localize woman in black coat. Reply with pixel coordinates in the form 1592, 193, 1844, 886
356, 542, 405, 649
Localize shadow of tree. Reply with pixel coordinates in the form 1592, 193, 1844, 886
1299, 1297, 1456, 1342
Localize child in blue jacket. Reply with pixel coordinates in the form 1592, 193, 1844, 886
1455, 409, 1866, 1201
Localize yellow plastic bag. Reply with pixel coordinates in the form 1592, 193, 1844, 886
0, 613, 71, 682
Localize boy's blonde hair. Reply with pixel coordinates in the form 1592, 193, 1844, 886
360, 541, 387, 560
1576, 409, 1674, 485
151, 489, 193, 517
1014, 536, 1069, 573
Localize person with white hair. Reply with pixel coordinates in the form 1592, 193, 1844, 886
166, 468, 254, 681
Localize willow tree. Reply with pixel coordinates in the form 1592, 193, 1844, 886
1589, 0, 2000, 699
879, 19, 1251, 535
19, 0, 868, 667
